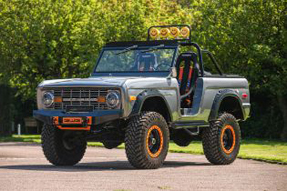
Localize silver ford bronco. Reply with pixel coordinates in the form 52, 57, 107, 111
34, 25, 250, 169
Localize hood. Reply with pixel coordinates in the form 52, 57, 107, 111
38, 77, 136, 88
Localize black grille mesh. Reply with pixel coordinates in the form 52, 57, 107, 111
50, 87, 111, 110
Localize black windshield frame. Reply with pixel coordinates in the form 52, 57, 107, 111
92, 42, 178, 77
91, 40, 213, 77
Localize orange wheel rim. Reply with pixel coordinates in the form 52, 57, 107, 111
146, 125, 164, 158
220, 125, 236, 154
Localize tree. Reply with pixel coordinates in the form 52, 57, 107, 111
0, 84, 12, 136
191, 0, 287, 140
0, 0, 193, 99
0, 0, 286, 140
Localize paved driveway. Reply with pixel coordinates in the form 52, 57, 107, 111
0, 142, 286, 191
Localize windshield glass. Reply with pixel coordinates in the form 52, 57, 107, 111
95, 47, 176, 73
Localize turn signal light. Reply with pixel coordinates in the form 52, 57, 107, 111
97, 96, 106, 103
129, 96, 137, 101
54, 96, 62, 103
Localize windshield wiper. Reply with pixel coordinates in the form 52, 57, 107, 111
115, 45, 138, 55
141, 44, 165, 53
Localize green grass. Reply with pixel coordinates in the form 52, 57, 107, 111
239, 139, 287, 163
169, 139, 287, 164
1, 135, 287, 164
0, 135, 41, 143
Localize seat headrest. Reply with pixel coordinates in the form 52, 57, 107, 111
177, 52, 197, 63
139, 53, 156, 61
136, 53, 158, 71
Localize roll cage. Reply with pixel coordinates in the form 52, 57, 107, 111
92, 25, 223, 77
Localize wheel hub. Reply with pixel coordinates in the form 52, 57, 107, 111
62, 132, 82, 151
151, 138, 156, 145
220, 125, 236, 154
146, 125, 164, 158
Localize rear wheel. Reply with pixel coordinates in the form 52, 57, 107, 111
41, 124, 87, 166
202, 113, 241, 165
125, 112, 169, 169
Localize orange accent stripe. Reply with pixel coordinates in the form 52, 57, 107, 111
178, 66, 184, 81
57, 125, 91, 131
187, 66, 193, 81
185, 66, 194, 92
146, 125, 164, 158
220, 125, 236, 154
87, 116, 92, 125
53, 117, 59, 125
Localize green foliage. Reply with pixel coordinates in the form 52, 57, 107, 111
0, 0, 102, 99
0, 0, 193, 99
189, 0, 287, 139
0, 0, 286, 139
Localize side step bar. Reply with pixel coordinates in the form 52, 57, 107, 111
171, 120, 209, 136
183, 128, 200, 136
172, 120, 209, 129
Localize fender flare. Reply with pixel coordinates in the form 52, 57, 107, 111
129, 89, 173, 120
209, 89, 245, 121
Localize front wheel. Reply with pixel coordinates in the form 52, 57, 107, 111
41, 124, 87, 166
125, 112, 169, 169
202, 113, 241, 165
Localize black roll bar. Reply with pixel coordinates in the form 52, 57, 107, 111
202, 50, 223, 75
179, 42, 205, 77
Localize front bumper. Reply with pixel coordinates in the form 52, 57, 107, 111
33, 109, 123, 129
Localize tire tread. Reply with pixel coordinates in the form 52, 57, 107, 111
41, 124, 86, 166
125, 112, 169, 169
202, 113, 241, 165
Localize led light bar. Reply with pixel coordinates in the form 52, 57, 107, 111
147, 25, 191, 41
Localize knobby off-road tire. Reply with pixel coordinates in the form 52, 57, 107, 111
41, 124, 87, 166
202, 113, 241, 165
125, 112, 169, 169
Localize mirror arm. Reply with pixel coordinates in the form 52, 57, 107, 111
167, 67, 177, 79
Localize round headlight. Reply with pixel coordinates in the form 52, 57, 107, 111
106, 91, 120, 108
42, 91, 54, 107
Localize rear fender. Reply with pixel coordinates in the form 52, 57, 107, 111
209, 89, 245, 121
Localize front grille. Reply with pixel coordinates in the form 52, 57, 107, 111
51, 87, 112, 111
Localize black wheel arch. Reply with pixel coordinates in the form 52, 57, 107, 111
209, 89, 245, 121
129, 89, 172, 123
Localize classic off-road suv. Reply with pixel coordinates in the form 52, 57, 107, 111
34, 25, 250, 169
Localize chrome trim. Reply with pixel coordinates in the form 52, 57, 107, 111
39, 87, 121, 111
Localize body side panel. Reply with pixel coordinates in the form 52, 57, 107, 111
123, 77, 180, 121
179, 77, 250, 122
